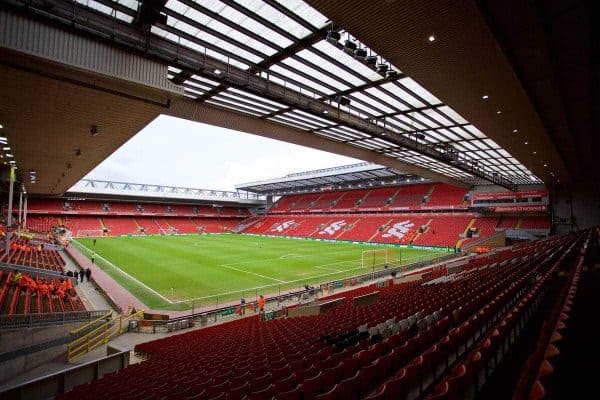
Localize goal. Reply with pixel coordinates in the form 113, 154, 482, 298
75, 229, 104, 238
361, 248, 400, 269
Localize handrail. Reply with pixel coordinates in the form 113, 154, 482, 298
0, 350, 130, 399
67, 311, 144, 361
0, 262, 77, 283
0, 310, 110, 330
70, 310, 112, 335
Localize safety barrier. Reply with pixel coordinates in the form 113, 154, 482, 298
0, 310, 110, 330
66, 311, 143, 362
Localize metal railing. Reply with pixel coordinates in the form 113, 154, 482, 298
66, 311, 143, 362
0, 350, 130, 400
0, 262, 77, 284
151, 251, 462, 331
0, 310, 110, 330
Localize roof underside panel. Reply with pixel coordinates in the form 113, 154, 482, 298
73, 0, 541, 187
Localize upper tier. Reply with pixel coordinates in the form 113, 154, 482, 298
270, 184, 469, 214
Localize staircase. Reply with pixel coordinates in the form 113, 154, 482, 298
423, 184, 437, 204
335, 218, 360, 239
456, 218, 477, 248
357, 190, 372, 207
232, 216, 262, 233
411, 218, 433, 243
133, 218, 143, 233
98, 218, 107, 235
368, 218, 394, 242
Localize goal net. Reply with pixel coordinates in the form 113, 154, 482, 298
361, 248, 400, 269
75, 229, 104, 238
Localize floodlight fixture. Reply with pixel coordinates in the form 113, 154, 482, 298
354, 48, 367, 60
376, 63, 388, 73
364, 55, 377, 66
326, 31, 341, 44
344, 39, 357, 55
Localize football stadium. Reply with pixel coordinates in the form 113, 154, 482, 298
0, 0, 599, 399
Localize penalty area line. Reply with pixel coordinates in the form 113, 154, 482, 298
220, 264, 286, 283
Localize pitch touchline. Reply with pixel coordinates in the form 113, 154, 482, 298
72, 240, 175, 304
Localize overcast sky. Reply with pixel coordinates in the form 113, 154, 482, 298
83, 115, 361, 191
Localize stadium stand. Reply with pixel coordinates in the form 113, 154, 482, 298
1, 238, 66, 273
56, 232, 583, 400
388, 184, 432, 210
23, 199, 251, 237
309, 192, 345, 213
496, 216, 519, 230
424, 184, 469, 209
520, 216, 551, 230
102, 217, 140, 236
330, 189, 370, 212
358, 187, 401, 211
0, 271, 85, 316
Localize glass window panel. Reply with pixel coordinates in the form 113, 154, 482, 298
269, 65, 333, 95
400, 77, 441, 104
365, 87, 411, 111
281, 57, 350, 90
292, 109, 333, 125
395, 115, 428, 130
448, 127, 474, 140
238, 0, 311, 38
184, 80, 213, 91
267, 117, 310, 130
423, 109, 453, 126
438, 106, 468, 124
484, 139, 500, 148
227, 88, 288, 108
407, 112, 439, 128
281, 112, 327, 128
276, 114, 320, 129
275, 0, 329, 28
206, 99, 263, 117
216, 93, 275, 113
167, 17, 263, 64
212, 95, 270, 114
380, 82, 425, 108
348, 100, 384, 117
298, 48, 368, 86
312, 41, 382, 81
184, 87, 204, 96
351, 92, 395, 114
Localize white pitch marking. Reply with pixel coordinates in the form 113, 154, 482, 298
220, 264, 286, 283
72, 240, 175, 304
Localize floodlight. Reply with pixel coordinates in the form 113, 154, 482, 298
326, 31, 340, 44
376, 63, 388, 73
364, 55, 377, 66
354, 48, 367, 60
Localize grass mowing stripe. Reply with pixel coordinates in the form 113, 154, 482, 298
77, 234, 450, 310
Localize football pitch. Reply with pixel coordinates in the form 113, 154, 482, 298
74, 234, 449, 310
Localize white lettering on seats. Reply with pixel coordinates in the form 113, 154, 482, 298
382, 220, 415, 239
271, 220, 296, 232
318, 220, 347, 236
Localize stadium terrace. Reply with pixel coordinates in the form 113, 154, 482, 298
0, 0, 599, 399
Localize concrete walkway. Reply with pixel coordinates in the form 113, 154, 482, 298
62, 250, 114, 313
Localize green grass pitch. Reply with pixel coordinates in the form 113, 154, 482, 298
74, 234, 449, 310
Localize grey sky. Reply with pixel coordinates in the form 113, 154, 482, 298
84, 115, 361, 191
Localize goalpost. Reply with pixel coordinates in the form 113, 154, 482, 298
75, 229, 104, 238
361, 248, 401, 270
